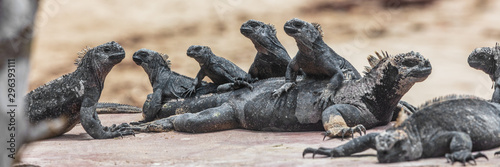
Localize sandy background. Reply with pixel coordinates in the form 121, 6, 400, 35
29, 0, 500, 108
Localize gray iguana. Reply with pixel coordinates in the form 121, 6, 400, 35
468, 43, 500, 103
240, 19, 291, 80
131, 51, 431, 139
182, 45, 254, 97
303, 95, 499, 165
25, 41, 135, 139
132, 48, 217, 122
273, 18, 362, 109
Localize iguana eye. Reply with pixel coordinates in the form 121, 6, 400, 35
249, 22, 260, 28
402, 59, 419, 67
103, 46, 111, 53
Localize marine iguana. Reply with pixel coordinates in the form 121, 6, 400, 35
132, 48, 217, 122
131, 51, 431, 139
240, 19, 291, 80
273, 18, 362, 109
182, 45, 254, 97
25, 41, 135, 139
303, 95, 499, 165
468, 43, 500, 103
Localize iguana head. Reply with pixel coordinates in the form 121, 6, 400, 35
283, 18, 322, 47
368, 51, 431, 95
133, 48, 171, 76
375, 130, 422, 163
240, 19, 278, 41
186, 45, 212, 64
468, 43, 499, 78
75, 41, 125, 75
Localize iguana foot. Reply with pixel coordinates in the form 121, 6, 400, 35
101, 123, 135, 138
131, 118, 174, 132
323, 124, 366, 141
235, 80, 254, 91
181, 86, 197, 98
315, 89, 336, 109
303, 147, 339, 158
445, 151, 488, 166
272, 82, 295, 97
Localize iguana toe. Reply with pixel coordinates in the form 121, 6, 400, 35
446, 151, 488, 166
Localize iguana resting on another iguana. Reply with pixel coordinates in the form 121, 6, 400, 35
273, 18, 362, 109
132, 48, 217, 122
183, 45, 254, 97
468, 43, 500, 103
25, 41, 135, 139
131, 51, 431, 139
304, 95, 500, 165
240, 19, 291, 80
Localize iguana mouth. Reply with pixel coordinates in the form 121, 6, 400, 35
132, 57, 142, 65
240, 27, 254, 35
109, 52, 125, 60
284, 26, 299, 34
409, 67, 432, 78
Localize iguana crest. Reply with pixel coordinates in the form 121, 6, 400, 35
311, 23, 324, 37
74, 46, 91, 66
160, 52, 171, 68
417, 94, 484, 110
364, 51, 389, 74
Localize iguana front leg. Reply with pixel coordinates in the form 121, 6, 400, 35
80, 98, 134, 139
322, 104, 367, 140
440, 132, 488, 165
303, 133, 378, 158
273, 60, 299, 97
142, 89, 163, 122
183, 70, 205, 98
492, 78, 500, 103
315, 68, 344, 109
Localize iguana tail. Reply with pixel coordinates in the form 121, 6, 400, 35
96, 103, 142, 114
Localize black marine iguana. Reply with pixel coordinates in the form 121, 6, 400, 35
132, 48, 217, 122
468, 43, 500, 103
273, 18, 362, 109
131, 51, 431, 139
25, 41, 135, 139
240, 19, 291, 80
183, 45, 254, 97
303, 95, 499, 165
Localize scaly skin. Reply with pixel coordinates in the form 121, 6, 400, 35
183, 45, 254, 96
273, 18, 362, 109
240, 19, 291, 80
304, 95, 497, 165
132, 51, 431, 140
132, 48, 217, 122
25, 41, 134, 139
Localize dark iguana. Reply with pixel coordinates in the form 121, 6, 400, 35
25, 41, 135, 139
132, 48, 217, 122
468, 43, 500, 103
273, 18, 362, 109
240, 19, 291, 80
183, 45, 254, 97
132, 51, 431, 139
303, 95, 500, 165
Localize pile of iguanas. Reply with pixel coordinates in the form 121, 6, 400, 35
24, 17, 500, 165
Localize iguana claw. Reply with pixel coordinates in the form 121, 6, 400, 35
445, 151, 488, 166
272, 82, 295, 97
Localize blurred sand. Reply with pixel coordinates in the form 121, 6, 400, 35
20, 0, 500, 166
29, 0, 500, 107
